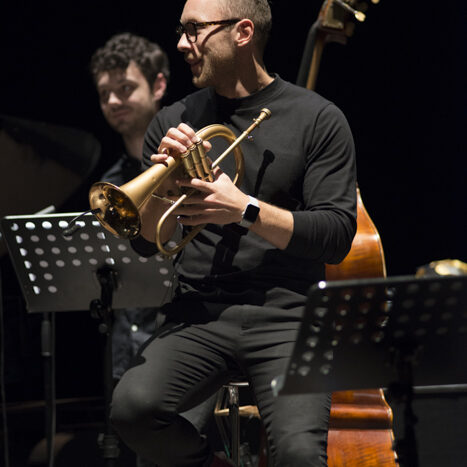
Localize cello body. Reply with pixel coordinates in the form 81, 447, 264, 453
328, 389, 397, 466
326, 186, 386, 282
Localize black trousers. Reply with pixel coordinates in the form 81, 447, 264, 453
111, 295, 331, 467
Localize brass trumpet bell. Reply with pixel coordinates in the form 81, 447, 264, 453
89, 108, 271, 254
89, 155, 181, 239
88, 181, 141, 238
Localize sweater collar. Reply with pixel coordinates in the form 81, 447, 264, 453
210, 74, 285, 114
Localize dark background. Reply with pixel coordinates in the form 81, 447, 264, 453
1, 0, 465, 274
1, 0, 466, 465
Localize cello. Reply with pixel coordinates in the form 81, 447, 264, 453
297, 1, 397, 465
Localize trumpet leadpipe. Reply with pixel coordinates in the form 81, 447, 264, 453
212, 108, 271, 170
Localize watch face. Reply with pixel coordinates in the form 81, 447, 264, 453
244, 203, 260, 223
240, 197, 260, 228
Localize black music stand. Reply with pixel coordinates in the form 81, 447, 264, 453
1, 212, 175, 466
273, 274, 467, 467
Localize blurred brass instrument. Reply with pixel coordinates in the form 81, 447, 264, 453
89, 108, 271, 256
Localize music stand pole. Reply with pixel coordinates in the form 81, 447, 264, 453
41, 310, 56, 466
387, 341, 419, 467
90, 266, 120, 466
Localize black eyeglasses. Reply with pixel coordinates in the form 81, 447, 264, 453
176, 19, 240, 43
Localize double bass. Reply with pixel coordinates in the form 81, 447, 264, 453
297, 1, 397, 465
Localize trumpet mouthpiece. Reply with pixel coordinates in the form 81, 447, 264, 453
254, 108, 271, 126
260, 108, 272, 119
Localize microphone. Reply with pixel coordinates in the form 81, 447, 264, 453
62, 208, 101, 237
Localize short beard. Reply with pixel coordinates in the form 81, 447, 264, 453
192, 52, 233, 90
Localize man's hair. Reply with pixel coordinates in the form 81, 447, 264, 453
90, 32, 170, 86
219, 0, 272, 53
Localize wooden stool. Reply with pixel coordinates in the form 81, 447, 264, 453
214, 383, 397, 467
214, 382, 267, 467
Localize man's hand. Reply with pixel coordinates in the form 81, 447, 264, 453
144, 121, 294, 251
149, 121, 250, 228
171, 166, 249, 226
151, 122, 212, 198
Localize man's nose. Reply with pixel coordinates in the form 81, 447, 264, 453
177, 33, 191, 52
108, 91, 121, 105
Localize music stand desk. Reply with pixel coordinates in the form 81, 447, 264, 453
1, 212, 174, 313
275, 274, 467, 396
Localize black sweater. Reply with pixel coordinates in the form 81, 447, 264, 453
139, 76, 357, 299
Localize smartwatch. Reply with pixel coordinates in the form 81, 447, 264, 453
239, 196, 260, 228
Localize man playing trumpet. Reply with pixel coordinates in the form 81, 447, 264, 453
110, 0, 357, 465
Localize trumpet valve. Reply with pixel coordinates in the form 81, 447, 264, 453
181, 147, 198, 179
195, 140, 214, 181
181, 140, 214, 182
190, 141, 208, 180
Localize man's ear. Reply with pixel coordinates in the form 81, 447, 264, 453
152, 72, 167, 101
235, 19, 254, 47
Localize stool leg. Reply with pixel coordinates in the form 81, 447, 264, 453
228, 385, 240, 466
214, 388, 230, 456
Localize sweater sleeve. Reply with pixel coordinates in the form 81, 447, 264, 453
285, 103, 357, 263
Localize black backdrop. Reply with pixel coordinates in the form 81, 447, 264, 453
2, 0, 465, 276
1, 1, 466, 463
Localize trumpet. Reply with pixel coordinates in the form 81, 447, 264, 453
89, 108, 271, 256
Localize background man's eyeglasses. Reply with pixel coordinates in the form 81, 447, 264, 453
176, 19, 240, 43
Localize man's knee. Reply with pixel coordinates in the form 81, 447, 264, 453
110, 378, 169, 438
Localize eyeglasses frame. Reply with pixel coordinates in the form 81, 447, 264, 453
176, 19, 241, 43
